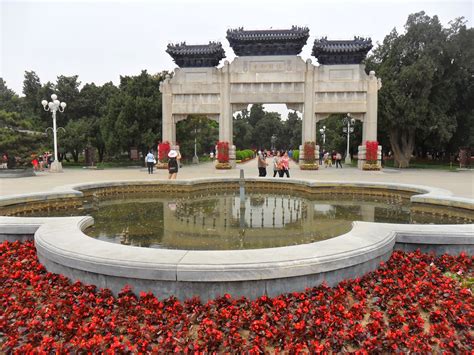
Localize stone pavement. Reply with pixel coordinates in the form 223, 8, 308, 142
1, 159, 473, 199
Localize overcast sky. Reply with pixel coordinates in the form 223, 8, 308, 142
1, 0, 472, 101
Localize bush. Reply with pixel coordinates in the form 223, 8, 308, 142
292, 150, 300, 162
236, 149, 254, 161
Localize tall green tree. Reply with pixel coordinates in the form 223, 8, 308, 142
101, 70, 165, 157
280, 111, 302, 149
22, 71, 42, 116
0, 78, 20, 112
233, 114, 253, 149
367, 12, 473, 167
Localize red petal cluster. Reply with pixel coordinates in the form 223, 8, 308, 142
1, 241, 472, 352
157, 141, 170, 162
303, 141, 316, 164
365, 140, 379, 163
216, 141, 229, 163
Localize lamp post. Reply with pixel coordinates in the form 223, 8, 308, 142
271, 134, 277, 152
319, 126, 326, 151
343, 113, 355, 164
41, 94, 66, 172
192, 127, 200, 164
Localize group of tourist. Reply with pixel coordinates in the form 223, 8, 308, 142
31, 152, 53, 171
320, 150, 343, 168
257, 149, 291, 178
145, 149, 181, 180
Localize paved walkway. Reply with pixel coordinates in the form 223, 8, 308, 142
1, 160, 473, 199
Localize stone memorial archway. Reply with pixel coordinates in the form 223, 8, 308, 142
160, 27, 381, 169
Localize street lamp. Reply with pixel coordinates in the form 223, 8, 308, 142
192, 127, 200, 164
343, 113, 355, 164
41, 94, 66, 172
319, 126, 326, 151
271, 134, 277, 152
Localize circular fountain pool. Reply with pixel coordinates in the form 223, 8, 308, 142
1, 178, 472, 300
12, 190, 470, 250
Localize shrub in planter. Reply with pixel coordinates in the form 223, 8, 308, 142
217, 141, 229, 163
158, 142, 170, 162
302, 142, 318, 169
216, 141, 231, 169
363, 141, 380, 171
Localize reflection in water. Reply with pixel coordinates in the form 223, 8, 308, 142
17, 191, 469, 250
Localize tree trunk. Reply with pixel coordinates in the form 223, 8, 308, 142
71, 150, 79, 163
98, 147, 105, 162
389, 128, 415, 168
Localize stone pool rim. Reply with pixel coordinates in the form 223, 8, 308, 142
0, 178, 472, 300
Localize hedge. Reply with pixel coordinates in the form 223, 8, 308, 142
292, 150, 300, 162
236, 149, 254, 161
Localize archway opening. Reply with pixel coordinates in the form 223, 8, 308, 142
176, 115, 218, 163
317, 114, 363, 164
233, 104, 302, 153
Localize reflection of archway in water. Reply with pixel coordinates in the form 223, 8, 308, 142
233, 104, 302, 152
316, 114, 363, 159
175, 114, 218, 161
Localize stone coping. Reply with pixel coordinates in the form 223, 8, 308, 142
0, 168, 36, 178
0, 178, 472, 297
0, 177, 466, 206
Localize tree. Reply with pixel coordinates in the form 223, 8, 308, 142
0, 110, 47, 165
62, 119, 89, 162
22, 71, 42, 116
366, 12, 473, 167
0, 78, 21, 112
55, 75, 81, 124
101, 70, 165, 157
280, 111, 302, 150
248, 104, 265, 127
252, 111, 283, 150
176, 115, 218, 159
233, 115, 253, 149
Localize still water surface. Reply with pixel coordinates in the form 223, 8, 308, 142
21, 191, 467, 250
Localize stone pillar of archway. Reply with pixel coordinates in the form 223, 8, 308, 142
219, 61, 236, 168
160, 75, 174, 145
357, 70, 382, 169
298, 59, 319, 168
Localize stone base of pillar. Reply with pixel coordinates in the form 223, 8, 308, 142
357, 145, 382, 170
298, 144, 319, 170
49, 160, 63, 173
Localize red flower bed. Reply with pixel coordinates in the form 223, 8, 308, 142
158, 141, 170, 162
1, 241, 472, 352
303, 141, 316, 164
217, 141, 229, 163
365, 141, 379, 164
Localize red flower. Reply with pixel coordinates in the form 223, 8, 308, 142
1, 241, 472, 352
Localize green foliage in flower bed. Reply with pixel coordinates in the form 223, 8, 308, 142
236, 149, 254, 162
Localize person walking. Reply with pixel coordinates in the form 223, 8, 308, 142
257, 150, 268, 177
145, 150, 156, 174
279, 151, 290, 178
272, 151, 281, 177
336, 152, 343, 168
331, 151, 337, 168
168, 150, 181, 179
323, 151, 330, 168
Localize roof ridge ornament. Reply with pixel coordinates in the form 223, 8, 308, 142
312, 37, 373, 64
226, 26, 310, 56
166, 42, 225, 68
